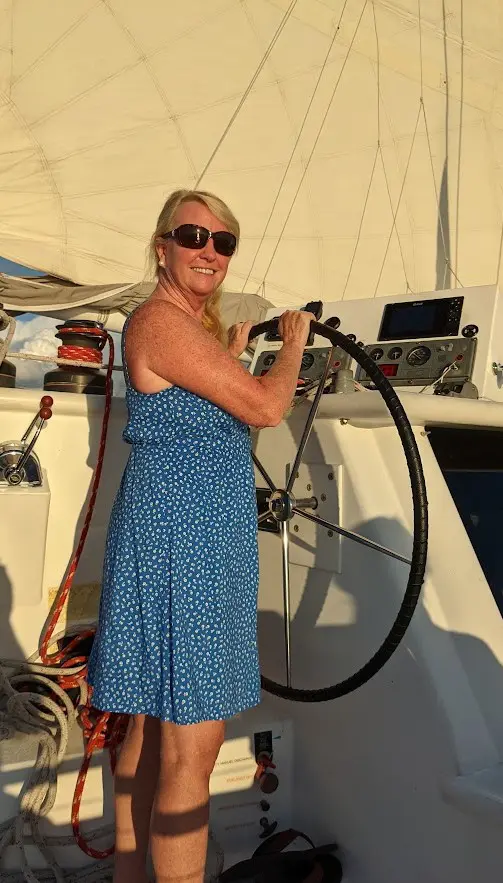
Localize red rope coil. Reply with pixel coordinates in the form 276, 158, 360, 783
58, 345, 102, 364
57, 324, 107, 366
38, 327, 129, 859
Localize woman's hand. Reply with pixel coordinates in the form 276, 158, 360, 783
227, 320, 254, 358
278, 310, 316, 348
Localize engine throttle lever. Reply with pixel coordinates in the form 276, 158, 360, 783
4, 395, 53, 485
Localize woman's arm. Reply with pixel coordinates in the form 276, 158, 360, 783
126, 302, 313, 429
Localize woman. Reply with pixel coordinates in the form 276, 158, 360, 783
87, 189, 314, 883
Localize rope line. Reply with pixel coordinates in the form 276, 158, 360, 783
195, 0, 299, 187
0, 329, 124, 880
373, 103, 422, 296
260, 0, 369, 289
240, 0, 350, 293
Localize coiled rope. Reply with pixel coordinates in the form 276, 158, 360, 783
0, 323, 224, 882
0, 329, 122, 880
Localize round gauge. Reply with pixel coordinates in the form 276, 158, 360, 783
369, 347, 384, 361
262, 353, 276, 368
301, 352, 315, 370
406, 345, 431, 367
387, 346, 402, 360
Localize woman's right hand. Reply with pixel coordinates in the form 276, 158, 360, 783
278, 310, 316, 348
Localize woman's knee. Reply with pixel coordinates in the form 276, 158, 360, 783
160, 719, 225, 780
201, 721, 225, 772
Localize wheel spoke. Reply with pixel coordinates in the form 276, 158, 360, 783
249, 317, 428, 701
252, 451, 276, 492
293, 508, 411, 565
286, 350, 334, 494
258, 510, 271, 524
280, 521, 292, 688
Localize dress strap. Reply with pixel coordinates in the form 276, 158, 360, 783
121, 313, 133, 388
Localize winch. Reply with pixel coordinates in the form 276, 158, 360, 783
43, 319, 110, 395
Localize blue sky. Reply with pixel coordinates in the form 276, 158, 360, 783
0, 257, 43, 330
0, 256, 43, 277
1, 255, 125, 394
1, 255, 62, 385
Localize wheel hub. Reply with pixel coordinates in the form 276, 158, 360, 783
268, 489, 295, 522
268, 490, 319, 522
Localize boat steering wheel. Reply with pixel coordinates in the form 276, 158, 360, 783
248, 318, 428, 702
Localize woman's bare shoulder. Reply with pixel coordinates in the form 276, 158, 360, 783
124, 298, 279, 424
127, 299, 188, 333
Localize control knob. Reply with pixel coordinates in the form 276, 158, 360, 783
462, 324, 478, 338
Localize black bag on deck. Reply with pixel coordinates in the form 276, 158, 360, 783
217, 828, 343, 882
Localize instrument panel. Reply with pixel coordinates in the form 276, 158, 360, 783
356, 336, 477, 387
252, 345, 347, 385
249, 289, 494, 396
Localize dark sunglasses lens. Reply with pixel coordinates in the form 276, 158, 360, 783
172, 225, 236, 256
175, 224, 208, 249
213, 232, 236, 256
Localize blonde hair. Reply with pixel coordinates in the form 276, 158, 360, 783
149, 189, 240, 344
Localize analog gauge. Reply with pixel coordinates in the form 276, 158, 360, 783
387, 346, 402, 360
369, 347, 384, 361
301, 352, 315, 370
263, 353, 276, 368
406, 345, 431, 367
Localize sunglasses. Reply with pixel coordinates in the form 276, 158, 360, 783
163, 224, 237, 257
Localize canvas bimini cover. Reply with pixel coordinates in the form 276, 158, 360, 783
0, 1, 503, 311
0, 274, 274, 332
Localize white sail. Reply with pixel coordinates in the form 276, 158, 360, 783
1, 0, 502, 307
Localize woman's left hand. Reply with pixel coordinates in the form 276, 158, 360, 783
227, 320, 254, 358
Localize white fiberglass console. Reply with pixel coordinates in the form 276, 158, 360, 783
249, 284, 503, 403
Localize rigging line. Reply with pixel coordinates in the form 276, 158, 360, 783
454, 0, 465, 284
240, 0, 350, 293
417, 0, 424, 96
371, 0, 411, 293
420, 98, 463, 286
379, 145, 414, 292
372, 1, 381, 140
260, 0, 369, 289
341, 144, 380, 300
341, 1, 383, 300
418, 0, 461, 289
496, 216, 503, 287
441, 0, 450, 291
421, 100, 448, 256
373, 102, 421, 296
8, 0, 13, 98
195, 0, 299, 187
446, 260, 463, 288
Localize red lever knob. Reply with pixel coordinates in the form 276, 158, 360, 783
39, 407, 52, 420
41, 395, 53, 407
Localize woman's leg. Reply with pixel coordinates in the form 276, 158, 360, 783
150, 719, 225, 883
113, 714, 161, 883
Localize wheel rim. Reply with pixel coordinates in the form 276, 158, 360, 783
249, 318, 428, 702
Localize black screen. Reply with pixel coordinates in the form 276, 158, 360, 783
385, 303, 437, 338
378, 296, 462, 341
429, 428, 503, 615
